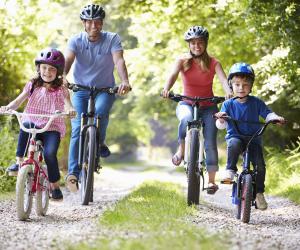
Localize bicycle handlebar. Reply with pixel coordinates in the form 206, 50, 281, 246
216, 114, 286, 138
0, 110, 71, 134
68, 83, 132, 94
164, 92, 225, 104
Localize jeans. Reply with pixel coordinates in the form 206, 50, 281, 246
68, 90, 115, 178
226, 137, 266, 193
16, 122, 61, 183
176, 102, 219, 172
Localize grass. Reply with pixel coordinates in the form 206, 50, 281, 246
69, 181, 228, 250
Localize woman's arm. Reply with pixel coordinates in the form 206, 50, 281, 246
215, 62, 233, 98
162, 58, 183, 98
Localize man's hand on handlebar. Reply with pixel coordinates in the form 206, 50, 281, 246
117, 82, 131, 96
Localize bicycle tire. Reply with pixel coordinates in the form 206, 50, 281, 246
16, 165, 34, 220
80, 126, 96, 205
240, 174, 252, 223
36, 165, 49, 216
187, 128, 200, 205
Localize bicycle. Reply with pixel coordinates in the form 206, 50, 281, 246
218, 115, 285, 223
0, 110, 69, 221
164, 93, 225, 205
68, 83, 121, 205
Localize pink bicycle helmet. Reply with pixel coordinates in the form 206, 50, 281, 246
35, 48, 65, 76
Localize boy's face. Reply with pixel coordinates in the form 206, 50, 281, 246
231, 76, 252, 98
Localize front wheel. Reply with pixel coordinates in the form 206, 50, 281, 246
36, 165, 50, 216
16, 165, 34, 221
80, 127, 96, 205
187, 128, 200, 206
240, 174, 252, 223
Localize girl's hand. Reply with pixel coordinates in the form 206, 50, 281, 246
0, 106, 10, 113
65, 108, 77, 118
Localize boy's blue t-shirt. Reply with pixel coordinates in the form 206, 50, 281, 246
221, 96, 272, 139
67, 31, 123, 88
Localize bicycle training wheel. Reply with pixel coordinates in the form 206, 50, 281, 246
36, 165, 50, 216
187, 128, 200, 206
80, 126, 96, 205
16, 165, 34, 220
240, 174, 252, 223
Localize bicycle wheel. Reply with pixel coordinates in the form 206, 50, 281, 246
36, 165, 50, 216
240, 174, 252, 223
187, 128, 200, 206
16, 165, 34, 220
80, 126, 96, 205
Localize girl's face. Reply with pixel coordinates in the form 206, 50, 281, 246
231, 76, 252, 98
188, 38, 206, 56
39, 64, 57, 83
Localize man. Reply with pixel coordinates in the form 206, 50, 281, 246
64, 4, 131, 192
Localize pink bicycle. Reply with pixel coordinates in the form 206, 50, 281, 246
0, 110, 69, 220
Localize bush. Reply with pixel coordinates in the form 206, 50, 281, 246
0, 119, 18, 192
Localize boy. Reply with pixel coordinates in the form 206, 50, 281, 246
215, 62, 285, 210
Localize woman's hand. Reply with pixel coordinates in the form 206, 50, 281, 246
161, 88, 170, 98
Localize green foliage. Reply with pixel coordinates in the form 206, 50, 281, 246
0, 118, 18, 192
70, 182, 228, 250
265, 137, 300, 204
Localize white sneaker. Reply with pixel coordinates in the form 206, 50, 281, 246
66, 174, 78, 193
221, 169, 236, 182
256, 193, 268, 210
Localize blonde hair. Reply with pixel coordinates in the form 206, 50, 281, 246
182, 50, 211, 72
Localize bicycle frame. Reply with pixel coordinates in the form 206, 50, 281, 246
165, 93, 224, 205
0, 110, 69, 220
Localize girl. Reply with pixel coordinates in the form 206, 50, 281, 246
162, 26, 232, 194
0, 48, 75, 200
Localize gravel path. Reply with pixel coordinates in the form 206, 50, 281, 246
0, 166, 299, 250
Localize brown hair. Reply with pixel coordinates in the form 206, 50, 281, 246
29, 72, 63, 95
182, 50, 211, 72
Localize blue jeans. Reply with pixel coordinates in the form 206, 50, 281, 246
226, 137, 266, 193
16, 122, 61, 183
176, 102, 219, 172
68, 90, 115, 178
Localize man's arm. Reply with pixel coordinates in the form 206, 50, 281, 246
63, 49, 76, 86
112, 50, 131, 95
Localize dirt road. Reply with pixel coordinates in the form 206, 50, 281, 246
0, 166, 299, 250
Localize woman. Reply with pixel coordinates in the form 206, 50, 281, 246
162, 26, 232, 194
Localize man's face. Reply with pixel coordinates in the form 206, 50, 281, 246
231, 76, 252, 97
83, 19, 103, 41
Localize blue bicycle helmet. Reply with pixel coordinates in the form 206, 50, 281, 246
228, 62, 255, 82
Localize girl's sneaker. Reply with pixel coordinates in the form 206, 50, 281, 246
6, 163, 19, 177
51, 188, 63, 200
221, 169, 236, 182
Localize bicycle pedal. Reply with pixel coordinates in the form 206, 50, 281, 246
220, 180, 234, 184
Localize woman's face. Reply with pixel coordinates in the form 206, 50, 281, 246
39, 64, 57, 83
188, 38, 206, 56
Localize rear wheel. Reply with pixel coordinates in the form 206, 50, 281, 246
80, 127, 96, 205
240, 174, 252, 223
187, 128, 200, 206
36, 165, 49, 216
16, 165, 34, 220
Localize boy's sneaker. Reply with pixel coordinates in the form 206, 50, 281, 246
51, 188, 63, 200
256, 193, 268, 210
6, 163, 19, 177
66, 174, 78, 192
221, 169, 236, 183
99, 144, 111, 158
